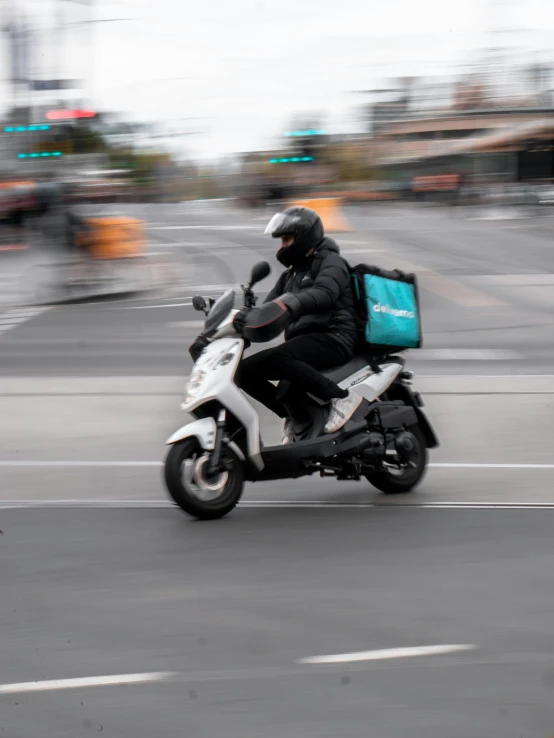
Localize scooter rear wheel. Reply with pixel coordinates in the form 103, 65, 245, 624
164, 439, 244, 519
365, 426, 428, 494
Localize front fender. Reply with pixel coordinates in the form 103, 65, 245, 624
165, 417, 216, 448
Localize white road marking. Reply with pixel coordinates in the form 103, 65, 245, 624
432, 462, 554, 469
471, 274, 554, 286
0, 317, 29, 325
148, 241, 207, 248
0, 307, 50, 335
2, 499, 554, 510
337, 239, 376, 246
148, 225, 260, 231
168, 320, 205, 328
297, 644, 476, 665
0, 658, 479, 691
119, 301, 193, 309
422, 374, 554, 378
0, 672, 175, 694
413, 349, 522, 361
342, 248, 385, 254
118, 287, 238, 309
1, 460, 553, 469
0, 461, 163, 467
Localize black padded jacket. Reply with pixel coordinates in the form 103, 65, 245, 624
264, 237, 358, 354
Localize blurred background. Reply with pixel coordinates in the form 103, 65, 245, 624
2, 0, 554, 214
3, 2, 554, 737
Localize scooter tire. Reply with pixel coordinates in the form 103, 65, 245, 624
164, 439, 245, 520
365, 426, 428, 494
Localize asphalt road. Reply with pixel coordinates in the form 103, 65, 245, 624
2, 201, 554, 736
3, 507, 554, 738
2, 201, 554, 376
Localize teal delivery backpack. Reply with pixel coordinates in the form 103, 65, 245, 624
350, 264, 422, 353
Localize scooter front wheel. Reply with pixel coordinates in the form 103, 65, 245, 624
164, 439, 245, 520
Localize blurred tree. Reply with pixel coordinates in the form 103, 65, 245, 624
72, 125, 109, 155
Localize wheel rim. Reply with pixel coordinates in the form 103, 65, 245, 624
384, 438, 422, 477
181, 452, 230, 503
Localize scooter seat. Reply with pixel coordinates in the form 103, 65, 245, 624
320, 356, 371, 385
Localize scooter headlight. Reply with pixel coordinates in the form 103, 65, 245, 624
183, 368, 206, 406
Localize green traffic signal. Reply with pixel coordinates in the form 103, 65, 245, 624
17, 152, 63, 158
5, 125, 50, 132
269, 156, 314, 164
284, 130, 326, 137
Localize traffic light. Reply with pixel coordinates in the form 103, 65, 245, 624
284, 129, 326, 137
46, 109, 96, 121
17, 152, 63, 159
3, 123, 65, 158
4, 125, 50, 132
269, 157, 314, 164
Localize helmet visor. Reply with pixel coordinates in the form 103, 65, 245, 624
264, 212, 301, 238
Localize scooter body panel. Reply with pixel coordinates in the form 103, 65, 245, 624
166, 417, 217, 448
347, 362, 404, 402
180, 335, 264, 470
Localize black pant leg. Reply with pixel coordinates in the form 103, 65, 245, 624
238, 334, 350, 416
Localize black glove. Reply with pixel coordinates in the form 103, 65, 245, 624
241, 300, 291, 343
232, 308, 250, 334
189, 334, 209, 362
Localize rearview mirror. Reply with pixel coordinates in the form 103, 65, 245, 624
249, 261, 271, 287
192, 295, 207, 313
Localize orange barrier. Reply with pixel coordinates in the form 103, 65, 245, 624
289, 197, 353, 233
83, 216, 145, 259
0, 181, 35, 190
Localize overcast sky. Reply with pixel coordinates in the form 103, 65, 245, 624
2, 0, 554, 161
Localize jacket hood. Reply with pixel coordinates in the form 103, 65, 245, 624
314, 237, 340, 256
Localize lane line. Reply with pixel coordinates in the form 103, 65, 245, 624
0, 653, 486, 693
413, 349, 522, 360
2, 500, 554, 510
119, 301, 193, 309
0, 672, 175, 695
341, 248, 385, 254
420, 374, 554, 378
147, 225, 260, 231
432, 462, 554, 469
0, 317, 32, 325
297, 644, 477, 665
0, 307, 51, 336
337, 239, 379, 246
1, 461, 554, 469
0, 461, 163, 467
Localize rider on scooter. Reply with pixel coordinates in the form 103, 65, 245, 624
235, 206, 363, 442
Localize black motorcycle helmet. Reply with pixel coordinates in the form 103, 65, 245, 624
264, 206, 324, 267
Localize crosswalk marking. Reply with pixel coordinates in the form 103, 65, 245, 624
0, 307, 50, 336
354, 234, 505, 308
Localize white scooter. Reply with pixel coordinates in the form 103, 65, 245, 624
164, 261, 438, 519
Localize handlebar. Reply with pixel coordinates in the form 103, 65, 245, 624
241, 284, 258, 310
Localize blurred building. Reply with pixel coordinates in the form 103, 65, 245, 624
368, 55, 554, 189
